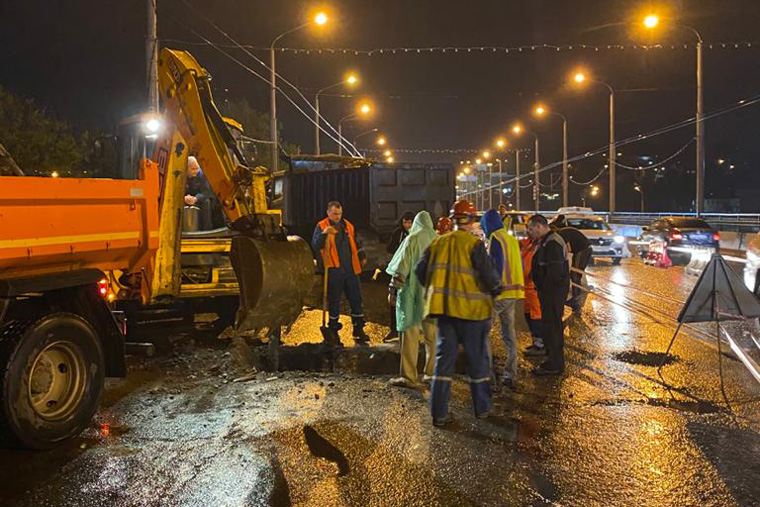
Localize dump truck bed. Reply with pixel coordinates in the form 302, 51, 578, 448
0, 165, 159, 280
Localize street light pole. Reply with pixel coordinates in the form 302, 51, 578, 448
533, 135, 540, 212
146, 0, 158, 113
696, 37, 705, 216
497, 159, 503, 205
515, 150, 521, 210
634, 185, 644, 212
609, 87, 616, 215
562, 118, 568, 207
488, 164, 493, 209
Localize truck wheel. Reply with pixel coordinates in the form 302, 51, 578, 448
612, 257, 622, 265
0, 313, 105, 449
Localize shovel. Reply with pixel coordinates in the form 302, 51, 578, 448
320, 245, 341, 347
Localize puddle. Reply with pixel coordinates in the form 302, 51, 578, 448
614, 350, 677, 367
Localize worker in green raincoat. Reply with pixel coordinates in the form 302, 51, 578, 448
386, 211, 438, 388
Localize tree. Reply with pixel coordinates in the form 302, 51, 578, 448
0, 87, 84, 176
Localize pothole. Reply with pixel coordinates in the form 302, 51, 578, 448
613, 350, 677, 367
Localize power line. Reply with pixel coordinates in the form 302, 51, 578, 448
170, 0, 361, 157
160, 39, 759, 56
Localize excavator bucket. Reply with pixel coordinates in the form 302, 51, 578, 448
230, 235, 315, 334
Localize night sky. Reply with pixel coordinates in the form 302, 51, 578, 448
2, 0, 759, 210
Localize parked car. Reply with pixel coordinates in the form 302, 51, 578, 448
638, 216, 720, 265
745, 232, 760, 297
563, 214, 625, 265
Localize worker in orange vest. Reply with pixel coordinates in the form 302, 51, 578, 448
312, 201, 369, 344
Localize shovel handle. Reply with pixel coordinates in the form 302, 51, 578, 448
321, 234, 334, 327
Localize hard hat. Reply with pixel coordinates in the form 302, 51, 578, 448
437, 217, 453, 234
451, 199, 475, 218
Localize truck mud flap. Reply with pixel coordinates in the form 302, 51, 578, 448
230, 235, 315, 334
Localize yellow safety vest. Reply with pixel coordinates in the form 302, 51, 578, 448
489, 229, 525, 300
424, 230, 493, 321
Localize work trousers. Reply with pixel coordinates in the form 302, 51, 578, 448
327, 269, 364, 331
568, 246, 592, 310
399, 319, 437, 382
538, 288, 566, 371
430, 316, 493, 419
524, 314, 543, 347
494, 299, 519, 380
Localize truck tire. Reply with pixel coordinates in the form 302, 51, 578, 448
0, 313, 105, 449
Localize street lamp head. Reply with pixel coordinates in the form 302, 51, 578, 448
346, 74, 358, 85
534, 105, 547, 117
573, 72, 586, 84
482, 150, 491, 159
358, 103, 372, 115
475, 158, 482, 165
643, 14, 660, 29
495, 138, 506, 149
386, 156, 394, 163
383, 150, 392, 157
377, 136, 386, 146
314, 12, 328, 26
512, 124, 523, 135
464, 167, 471, 174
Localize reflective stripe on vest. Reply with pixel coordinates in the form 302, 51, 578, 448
318, 218, 362, 275
490, 229, 525, 300
425, 230, 492, 321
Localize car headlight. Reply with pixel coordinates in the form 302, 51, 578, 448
614, 235, 625, 244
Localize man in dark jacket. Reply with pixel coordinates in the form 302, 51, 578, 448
527, 214, 570, 376
384, 210, 415, 341
185, 156, 214, 230
557, 225, 592, 313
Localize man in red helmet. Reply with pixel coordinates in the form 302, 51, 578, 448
415, 199, 502, 426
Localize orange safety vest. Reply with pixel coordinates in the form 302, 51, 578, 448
520, 238, 542, 319
317, 217, 362, 275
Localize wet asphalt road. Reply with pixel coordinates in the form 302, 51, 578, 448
2, 258, 760, 506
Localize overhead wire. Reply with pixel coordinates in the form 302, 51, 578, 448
170, 0, 361, 157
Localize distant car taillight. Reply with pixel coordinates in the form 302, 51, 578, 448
670, 229, 683, 241
98, 278, 108, 297
713, 232, 721, 242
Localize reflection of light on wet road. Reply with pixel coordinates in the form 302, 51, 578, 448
282, 309, 388, 348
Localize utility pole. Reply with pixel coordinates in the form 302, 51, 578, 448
695, 40, 705, 216
146, 0, 159, 113
515, 150, 521, 210
609, 89, 616, 215
533, 137, 540, 212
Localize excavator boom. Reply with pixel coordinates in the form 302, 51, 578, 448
156, 48, 313, 333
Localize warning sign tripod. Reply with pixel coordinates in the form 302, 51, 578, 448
658, 252, 760, 404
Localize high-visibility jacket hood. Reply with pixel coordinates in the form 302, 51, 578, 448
481, 209, 504, 239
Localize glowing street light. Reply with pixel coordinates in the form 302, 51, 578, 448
482, 150, 491, 159
338, 101, 373, 156
315, 72, 359, 155
377, 136, 387, 146
643, 14, 660, 29
386, 156, 394, 163
475, 158, 482, 165
572, 68, 617, 213
495, 138, 507, 149
511, 122, 541, 212
534, 103, 570, 206
383, 150, 392, 157
271, 12, 330, 171
643, 13, 705, 215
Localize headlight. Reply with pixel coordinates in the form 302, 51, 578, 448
614, 235, 625, 244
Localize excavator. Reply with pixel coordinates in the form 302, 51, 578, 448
0, 48, 314, 448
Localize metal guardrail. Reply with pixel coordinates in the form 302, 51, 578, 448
606, 212, 760, 232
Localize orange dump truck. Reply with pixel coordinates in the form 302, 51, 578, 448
0, 161, 159, 448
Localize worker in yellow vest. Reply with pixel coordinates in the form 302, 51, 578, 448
481, 209, 525, 390
312, 201, 369, 344
415, 199, 502, 426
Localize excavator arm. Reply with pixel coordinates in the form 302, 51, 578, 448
156, 48, 314, 333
